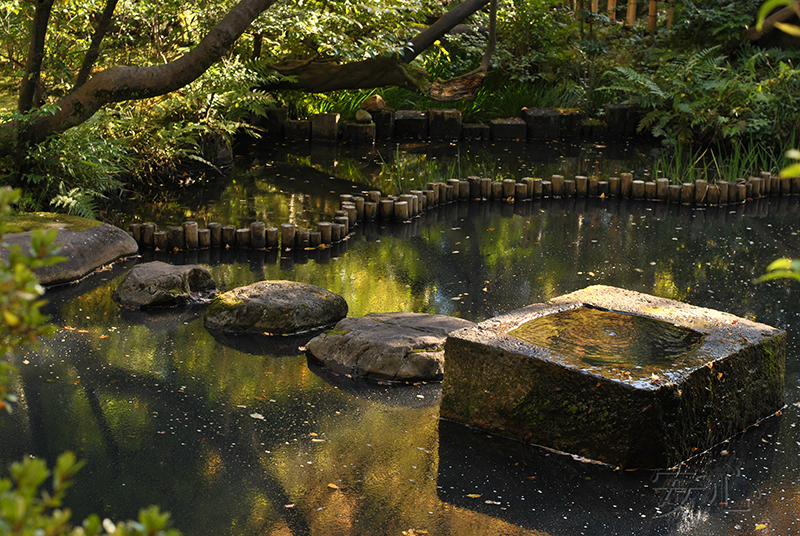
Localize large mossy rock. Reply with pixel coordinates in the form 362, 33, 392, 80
204, 280, 347, 335
112, 261, 216, 309
2, 222, 138, 286
306, 312, 476, 381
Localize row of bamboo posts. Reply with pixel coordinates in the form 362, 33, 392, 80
130, 172, 798, 252
579, 0, 674, 31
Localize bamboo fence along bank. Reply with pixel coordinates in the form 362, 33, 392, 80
130, 171, 796, 253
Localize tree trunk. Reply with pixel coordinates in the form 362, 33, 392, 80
0, 0, 279, 156
263, 56, 429, 93
18, 0, 55, 113
75, 0, 120, 89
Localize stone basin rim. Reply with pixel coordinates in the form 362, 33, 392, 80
462, 286, 785, 389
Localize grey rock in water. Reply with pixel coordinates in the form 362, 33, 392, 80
306, 312, 476, 381
113, 261, 216, 309
204, 280, 348, 335
2, 223, 138, 286
360, 94, 385, 112
355, 109, 373, 123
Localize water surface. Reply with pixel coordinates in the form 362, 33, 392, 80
3, 141, 800, 536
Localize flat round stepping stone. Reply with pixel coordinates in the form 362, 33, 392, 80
112, 261, 216, 309
306, 312, 476, 381
204, 280, 347, 335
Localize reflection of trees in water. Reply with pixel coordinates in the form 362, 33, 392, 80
7, 191, 800, 535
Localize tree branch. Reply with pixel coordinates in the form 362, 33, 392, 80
75, 0, 119, 89
404, 0, 490, 63
1, 0, 279, 154
264, 56, 429, 93
747, 5, 795, 40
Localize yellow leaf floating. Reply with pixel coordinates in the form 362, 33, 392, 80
466, 493, 481, 498
756, 523, 768, 530
327, 483, 339, 490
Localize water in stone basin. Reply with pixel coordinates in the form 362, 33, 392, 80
509, 305, 706, 379
2, 140, 800, 535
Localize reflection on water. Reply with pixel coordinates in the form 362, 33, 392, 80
4, 143, 800, 535
509, 306, 706, 371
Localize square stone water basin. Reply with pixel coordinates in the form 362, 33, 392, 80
440, 286, 786, 469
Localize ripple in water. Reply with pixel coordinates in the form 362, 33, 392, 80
509, 306, 705, 367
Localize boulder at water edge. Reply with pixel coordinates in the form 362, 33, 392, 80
2, 222, 138, 286
306, 312, 476, 381
113, 261, 217, 309
204, 280, 348, 335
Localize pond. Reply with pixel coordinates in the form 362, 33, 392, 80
3, 139, 800, 536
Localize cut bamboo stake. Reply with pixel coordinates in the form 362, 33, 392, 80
626, 0, 637, 26
648, 0, 657, 31
608, 0, 617, 21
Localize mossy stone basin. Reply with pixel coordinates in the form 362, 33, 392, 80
441, 285, 786, 469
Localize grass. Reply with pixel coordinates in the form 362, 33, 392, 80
652, 138, 791, 185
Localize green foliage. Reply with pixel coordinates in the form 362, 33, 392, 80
252, 0, 430, 63
0, 452, 181, 536
669, 0, 761, 49
757, 258, 800, 283
603, 44, 800, 144
0, 187, 64, 412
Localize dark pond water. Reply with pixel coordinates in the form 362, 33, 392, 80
3, 140, 800, 536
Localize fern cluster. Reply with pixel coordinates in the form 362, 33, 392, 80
602, 45, 800, 144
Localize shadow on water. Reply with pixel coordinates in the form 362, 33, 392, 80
437, 415, 781, 536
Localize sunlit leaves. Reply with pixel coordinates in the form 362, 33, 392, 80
756, 258, 800, 284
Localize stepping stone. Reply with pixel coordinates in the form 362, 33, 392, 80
306, 312, 476, 381
204, 280, 347, 335
112, 261, 216, 309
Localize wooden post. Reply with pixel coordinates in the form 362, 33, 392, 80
608, 0, 617, 21
666, 2, 674, 27
626, 0, 637, 26
648, 0, 657, 31
591, 0, 599, 13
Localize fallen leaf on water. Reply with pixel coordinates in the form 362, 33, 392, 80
285, 504, 294, 508
525, 476, 536, 480
310, 432, 318, 437
311, 438, 325, 443
254, 395, 267, 401
756, 523, 768, 530
327, 483, 339, 490
466, 494, 481, 498
250, 413, 265, 420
